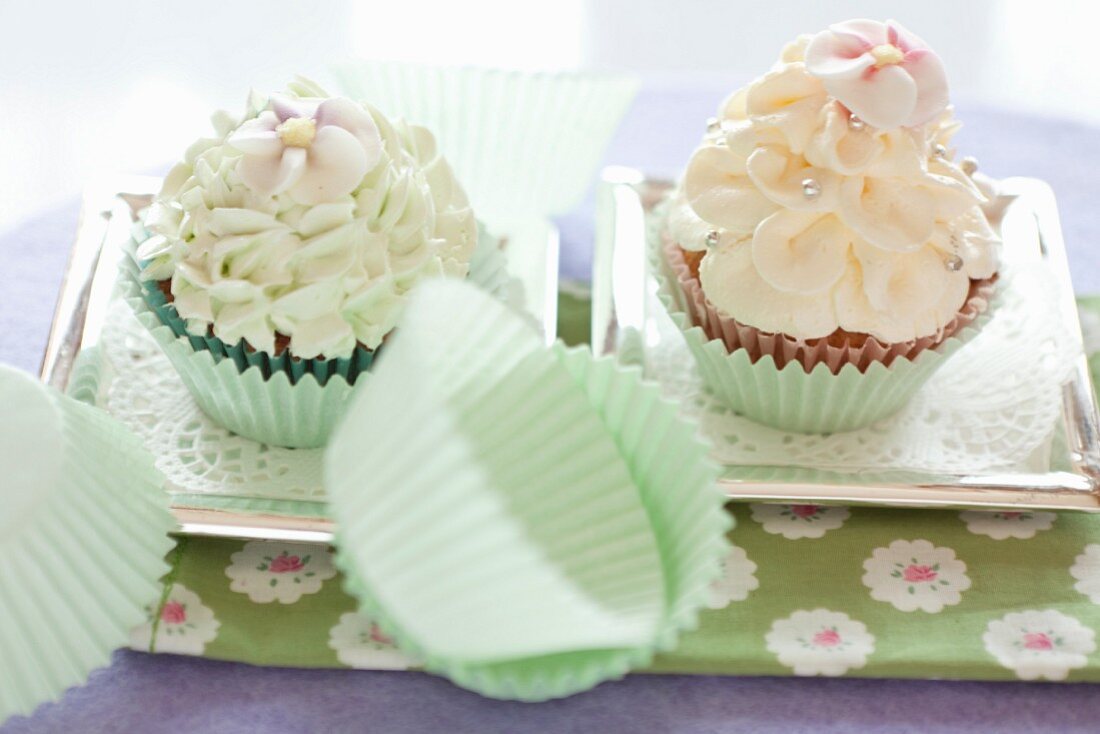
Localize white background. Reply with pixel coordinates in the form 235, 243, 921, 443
0, 0, 1096, 235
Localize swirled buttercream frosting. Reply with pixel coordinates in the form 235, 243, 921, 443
668, 20, 998, 344
138, 78, 477, 360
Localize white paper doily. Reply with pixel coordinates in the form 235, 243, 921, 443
646, 222, 1082, 475
97, 296, 327, 504
80, 226, 521, 508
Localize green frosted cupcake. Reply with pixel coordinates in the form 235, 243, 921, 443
124, 78, 484, 448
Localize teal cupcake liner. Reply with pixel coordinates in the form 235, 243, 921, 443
126, 225, 373, 387
0, 366, 174, 723
325, 279, 729, 701
136, 278, 374, 386
649, 209, 996, 434
121, 217, 511, 448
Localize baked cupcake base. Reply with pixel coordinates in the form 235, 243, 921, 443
666, 237, 996, 375
654, 229, 997, 434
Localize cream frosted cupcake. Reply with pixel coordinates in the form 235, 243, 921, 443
662, 19, 999, 434
124, 78, 480, 447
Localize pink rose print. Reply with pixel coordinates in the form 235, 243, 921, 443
269, 554, 306, 574
804, 18, 948, 128
369, 623, 394, 646
902, 564, 938, 583
161, 601, 187, 625
790, 505, 821, 519
999, 512, 1023, 520
813, 629, 842, 648
1023, 632, 1054, 652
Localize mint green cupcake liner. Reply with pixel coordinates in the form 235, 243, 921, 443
325, 279, 729, 701
649, 212, 995, 434
679, 326, 983, 433
331, 63, 639, 224
0, 366, 174, 722
120, 267, 358, 449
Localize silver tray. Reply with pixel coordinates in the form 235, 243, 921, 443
39, 175, 561, 542
592, 168, 1100, 511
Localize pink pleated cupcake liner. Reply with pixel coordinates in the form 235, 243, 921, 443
662, 237, 996, 376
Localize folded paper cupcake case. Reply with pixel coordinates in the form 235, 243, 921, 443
0, 366, 175, 723
325, 279, 731, 701
0, 276, 732, 718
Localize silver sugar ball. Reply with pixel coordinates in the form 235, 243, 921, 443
960, 156, 979, 176
801, 178, 822, 199
848, 115, 865, 131
705, 230, 721, 248
932, 143, 948, 159
944, 254, 964, 272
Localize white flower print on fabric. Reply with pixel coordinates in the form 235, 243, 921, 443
130, 583, 220, 656
328, 612, 418, 670
862, 539, 970, 613
983, 610, 1096, 680
707, 545, 760, 609
750, 504, 850, 539
226, 541, 337, 604
1070, 544, 1100, 604
765, 609, 875, 676
960, 510, 1056, 540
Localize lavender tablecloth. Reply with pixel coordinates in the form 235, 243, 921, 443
3, 83, 1100, 733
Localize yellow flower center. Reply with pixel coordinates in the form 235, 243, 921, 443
276, 117, 317, 148
870, 44, 905, 68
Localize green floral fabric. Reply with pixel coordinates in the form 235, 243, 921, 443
128, 292, 1100, 682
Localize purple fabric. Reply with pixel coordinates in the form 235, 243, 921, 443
4, 83, 1100, 732
4, 651, 1100, 734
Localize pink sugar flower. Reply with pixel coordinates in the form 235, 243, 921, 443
804, 19, 948, 129
228, 94, 382, 204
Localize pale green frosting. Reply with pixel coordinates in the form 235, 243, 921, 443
139, 79, 477, 360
